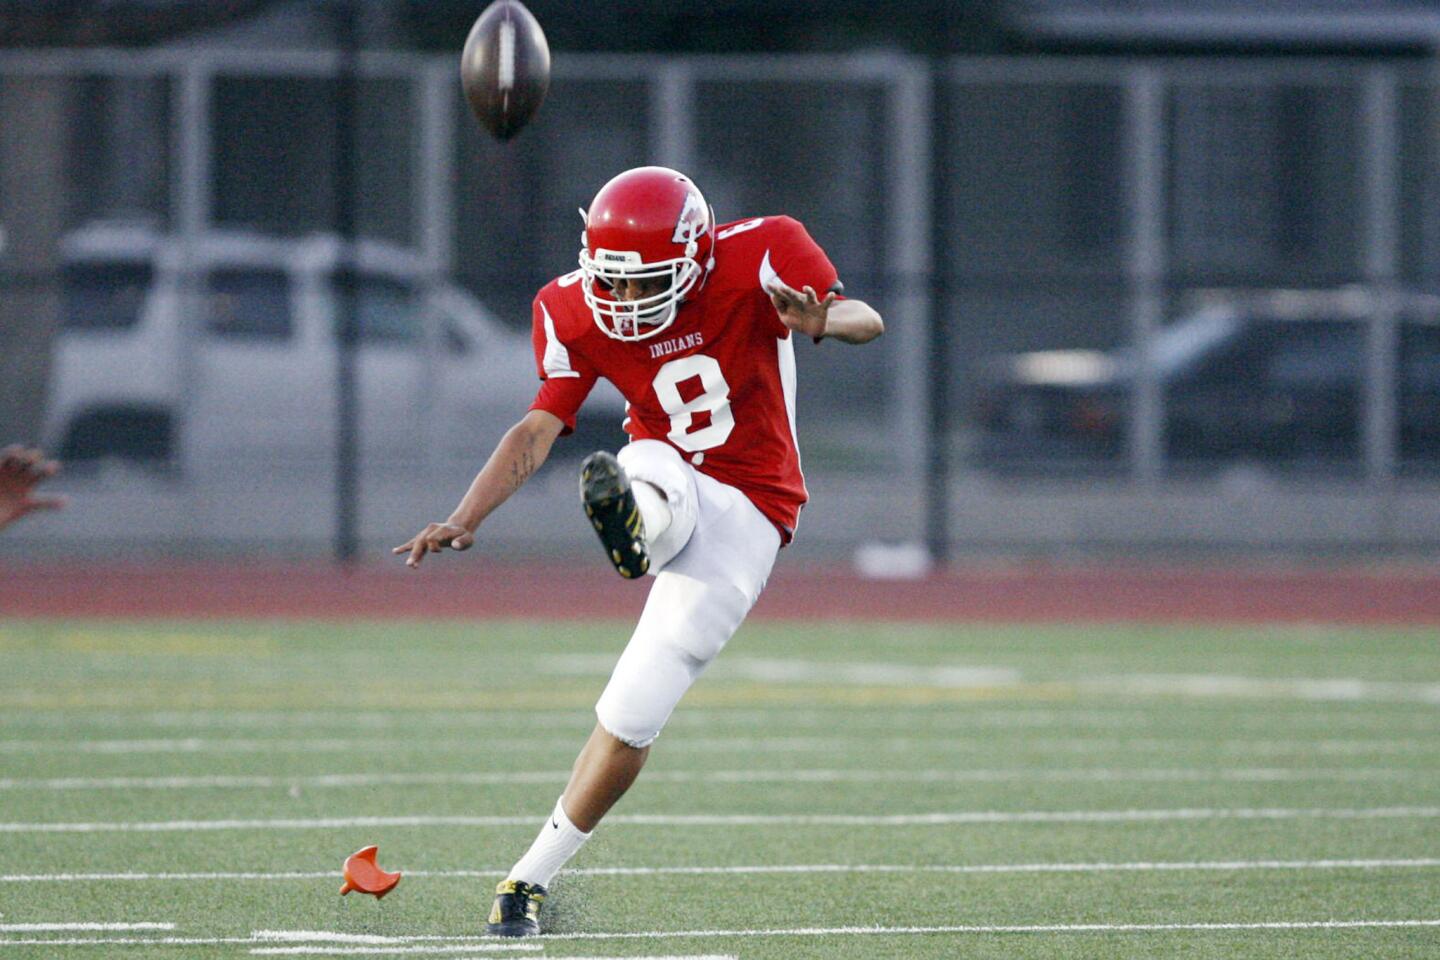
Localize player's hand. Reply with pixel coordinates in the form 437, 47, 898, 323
0, 445, 66, 531
767, 281, 835, 340
392, 522, 475, 569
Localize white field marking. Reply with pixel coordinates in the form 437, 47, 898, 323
543, 655, 1023, 689
0, 713, 593, 736
264, 921, 1440, 944
0, 923, 174, 932
6, 922, 1438, 949
542, 656, 1440, 704
6, 857, 1440, 885
1021, 738, 1440, 756
0, 738, 468, 754
3, 765, 1427, 792
0, 937, 534, 950
249, 933, 528, 945
0, 938, 254, 947
254, 955, 725, 960
0, 772, 568, 791
5, 734, 1436, 756
249, 950, 714, 957
1080, 674, 1440, 704
4, 704, 1430, 732
558, 858, 1440, 877
721, 658, 1023, 688
250, 947, 536, 956
0, 736, 855, 754
1, 871, 341, 882
3, 806, 1439, 834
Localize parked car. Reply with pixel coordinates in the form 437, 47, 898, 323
46, 222, 625, 471
973, 288, 1440, 467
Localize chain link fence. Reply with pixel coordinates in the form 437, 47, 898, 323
3, 50, 1439, 557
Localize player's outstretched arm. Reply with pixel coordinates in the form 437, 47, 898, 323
393, 409, 565, 569
767, 281, 883, 344
0, 445, 66, 532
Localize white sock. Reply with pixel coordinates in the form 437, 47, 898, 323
506, 797, 591, 888
631, 480, 672, 542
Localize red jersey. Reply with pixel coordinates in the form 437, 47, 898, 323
528, 215, 841, 543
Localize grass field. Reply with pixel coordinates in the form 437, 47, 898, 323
1, 616, 1438, 959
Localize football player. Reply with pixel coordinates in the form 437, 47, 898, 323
0, 445, 64, 532
394, 166, 883, 936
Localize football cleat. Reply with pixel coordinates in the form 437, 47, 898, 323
579, 451, 649, 579
486, 879, 547, 937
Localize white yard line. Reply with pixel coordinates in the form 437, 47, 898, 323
248, 933, 525, 945
0, 938, 254, 947
0, 923, 174, 932
1, 871, 340, 882
2, 806, 1438, 834
6, 922, 1437, 949
535, 920, 1440, 940
254, 952, 723, 958
2, 735, 1435, 755
0, 772, 569, 791
1079, 674, 1440, 704
5, 858, 1439, 884
261, 920, 1440, 944
563, 858, 1440, 877
0, 737, 835, 754
717, 658, 1023, 689
556, 656, 1440, 705
250, 948, 537, 956
1, 766, 1425, 792
2, 705, 1431, 732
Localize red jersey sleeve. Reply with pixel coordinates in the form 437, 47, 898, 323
757, 216, 843, 339
528, 296, 597, 435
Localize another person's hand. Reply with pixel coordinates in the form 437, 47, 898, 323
0, 445, 66, 532
392, 521, 475, 569
766, 281, 835, 340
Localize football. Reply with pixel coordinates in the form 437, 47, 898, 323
459, 0, 551, 141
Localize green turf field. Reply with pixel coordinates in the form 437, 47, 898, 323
1, 618, 1438, 959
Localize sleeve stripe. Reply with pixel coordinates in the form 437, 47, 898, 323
540, 302, 581, 379
759, 249, 779, 291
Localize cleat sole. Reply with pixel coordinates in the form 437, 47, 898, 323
580, 451, 650, 580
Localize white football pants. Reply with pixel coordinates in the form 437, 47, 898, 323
593, 440, 781, 748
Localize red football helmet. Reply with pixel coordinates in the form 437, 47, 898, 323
579, 166, 715, 341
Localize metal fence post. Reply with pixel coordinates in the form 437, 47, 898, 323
1124, 66, 1167, 484
417, 60, 455, 477
1362, 67, 1401, 534
332, 2, 361, 565
651, 62, 695, 172
887, 60, 937, 559
173, 61, 210, 489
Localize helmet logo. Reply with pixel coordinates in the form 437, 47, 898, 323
671, 191, 707, 249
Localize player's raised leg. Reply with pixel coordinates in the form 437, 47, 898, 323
488, 468, 777, 936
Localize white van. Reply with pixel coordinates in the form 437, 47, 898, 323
46, 222, 622, 473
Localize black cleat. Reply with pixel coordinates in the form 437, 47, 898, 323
486, 879, 546, 937
580, 451, 649, 579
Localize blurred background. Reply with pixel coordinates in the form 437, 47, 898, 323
4, 0, 1440, 566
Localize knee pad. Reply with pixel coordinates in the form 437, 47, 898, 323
594, 573, 753, 747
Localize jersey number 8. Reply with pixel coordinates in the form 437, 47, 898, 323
651, 354, 734, 453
